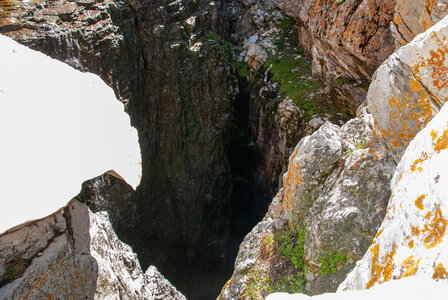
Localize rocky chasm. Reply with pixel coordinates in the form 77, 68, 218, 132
2, 0, 448, 299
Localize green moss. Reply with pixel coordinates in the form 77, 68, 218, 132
264, 13, 324, 121
318, 251, 348, 277
202, 31, 249, 78
265, 51, 323, 120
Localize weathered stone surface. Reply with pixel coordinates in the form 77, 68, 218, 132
76, 171, 138, 246
0, 200, 185, 299
90, 210, 185, 299
1, 1, 239, 296
221, 109, 396, 296
272, 0, 396, 82
392, 0, 448, 46
368, 15, 448, 163
0, 0, 139, 102
339, 79, 448, 291
267, 276, 448, 299
219, 220, 276, 299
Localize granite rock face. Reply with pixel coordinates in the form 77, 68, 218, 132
0, 200, 184, 299
220, 109, 396, 297
368, 15, 448, 163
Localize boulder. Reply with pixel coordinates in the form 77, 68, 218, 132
0, 200, 185, 300
220, 109, 396, 297
368, 15, 448, 163
340, 79, 448, 291
392, 0, 448, 46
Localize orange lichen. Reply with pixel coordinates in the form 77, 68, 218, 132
415, 194, 426, 210
381, 243, 397, 282
431, 129, 439, 140
366, 242, 397, 289
432, 263, 448, 280
374, 228, 384, 240
411, 225, 421, 236
408, 239, 414, 249
366, 243, 380, 289
410, 152, 430, 173
434, 128, 448, 153
282, 147, 303, 213
412, 34, 448, 103
399, 256, 421, 278
422, 204, 447, 249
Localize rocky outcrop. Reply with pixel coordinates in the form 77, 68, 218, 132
260, 12, 448, 300
76, 171, 138, 246
0, 35, 182, 299
220, 109, 396, 298
392, 0, 448, 46
0, 200, 185, 300
272, 0, 396, 82
368, 15, 448, 163
339, 83, 448, 291
1, 1, 239, 296
338, 15, 448, 291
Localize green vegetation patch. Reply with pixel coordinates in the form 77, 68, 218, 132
268, 227, 307, 294
265, 14, 324, 121
318, 251, 348, 277
244, 269, 270, 299
202, 31, 249, 78
1, 257, 27, 286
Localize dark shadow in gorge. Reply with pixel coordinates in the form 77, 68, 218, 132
225, 83, 272, 274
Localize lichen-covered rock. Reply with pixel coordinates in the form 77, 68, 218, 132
267, 276, 448, 300
0, 0, 138, 102
339, 80, 448, 291
368, 15, 448, 163
392, 0, 448, 46
0, 200, 185, 299
272, 0, 396, 82
221, 110, 396, 297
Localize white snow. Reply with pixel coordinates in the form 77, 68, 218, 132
0, 35, 141, 234
267, 276, 448, 300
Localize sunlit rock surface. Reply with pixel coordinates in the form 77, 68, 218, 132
267, 276, 448, 299
392, 0, 448, 46
0, 34, 141, 234
0, 200, 185, 299
368, 15, 448, 163
220, 109, 395, 297
340, 85, 448, 291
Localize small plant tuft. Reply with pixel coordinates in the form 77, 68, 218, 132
318, 251, 348, 277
